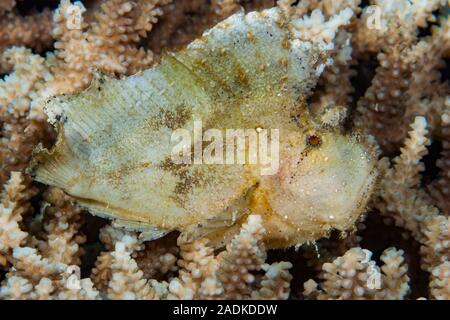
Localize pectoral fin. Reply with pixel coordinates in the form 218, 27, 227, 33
179, 194, 252, 246
112, 218, 172, 241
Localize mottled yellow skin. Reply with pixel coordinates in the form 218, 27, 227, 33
32, 8, 377, 248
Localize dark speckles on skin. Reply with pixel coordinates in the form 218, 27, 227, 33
153, 105, 192, 130
159, 156, 187, 175
105, 161, 152, 187
159, 157, 205, 207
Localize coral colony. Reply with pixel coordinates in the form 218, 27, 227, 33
0, 0, 449, 300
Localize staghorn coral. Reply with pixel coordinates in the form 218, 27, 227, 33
0, 172, 37, 266
427, 105, 450, 215
36, 187, 86, 266
0, 0, 17, 15
146, 0, 275, 54
0, 1, 53, 66
0, 172, 95, 299
353, 0, 450, 154
303, 247, 410, 300
0, 10, 53, 53
420, 215, 450, 273
211, 0, 241, 17
0, 10, 53, 59
166, 215, 292, 300
429, 262, 450, 300
352, 0, 447, 55
89, 215, 292, 299
0, 246, 99, 299
107, 241, 168, 300
374, 116, 437, 240
278, 0, 361, 117
0, 0, 449, 300
0, 47, 55, 186
215, 214, 268, 299
135, 234, 179, 280
47, 0, 171, 94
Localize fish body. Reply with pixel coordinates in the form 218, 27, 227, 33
32, 8, 378, 248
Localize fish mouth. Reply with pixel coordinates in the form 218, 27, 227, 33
333, 142, 379, 231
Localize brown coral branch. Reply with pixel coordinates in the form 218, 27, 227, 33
0, 10, 53, 56
37, 187, 86, 265
429, 262, 450, 300
304, 247, 410, 300
0, 171, 37, 266
427, 105, 450, 215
